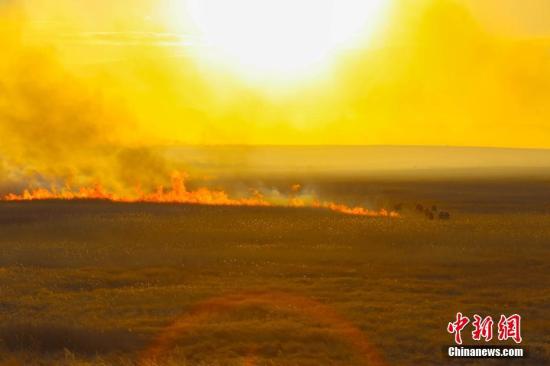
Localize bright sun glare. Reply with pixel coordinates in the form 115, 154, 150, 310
184, 0, 388, 80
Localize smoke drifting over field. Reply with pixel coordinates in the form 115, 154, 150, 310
0, 2, 160, 192
1, 0, 549, 198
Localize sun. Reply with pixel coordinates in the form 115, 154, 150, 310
184, 0, 388, 81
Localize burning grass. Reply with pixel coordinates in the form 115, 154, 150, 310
2, 172, 399, 218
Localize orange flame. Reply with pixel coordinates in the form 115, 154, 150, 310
3, 172, 269, 207
314, 201, 400, 218
291, 183, 302, 193
2, 173, 399, 217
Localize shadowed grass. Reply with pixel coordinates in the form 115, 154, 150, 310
0, 180, 549, 365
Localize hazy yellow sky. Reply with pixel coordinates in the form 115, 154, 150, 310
2, 0, 550, 150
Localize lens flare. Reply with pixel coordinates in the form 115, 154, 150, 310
139, 291, 388, 366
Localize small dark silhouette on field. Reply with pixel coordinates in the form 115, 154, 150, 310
415, 203, 451, 220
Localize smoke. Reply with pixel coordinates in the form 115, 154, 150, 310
330, 0, 550, 147
0, 1, 181, 192
1, 3, 102, 181
1, 0, 549, 196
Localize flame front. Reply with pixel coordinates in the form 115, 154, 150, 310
2, 173, 398, 217
314, 201, 399, 218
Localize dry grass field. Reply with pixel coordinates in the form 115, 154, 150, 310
0, 178, 549, 365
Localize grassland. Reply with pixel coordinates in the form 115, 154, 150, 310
0, 178, 549, 365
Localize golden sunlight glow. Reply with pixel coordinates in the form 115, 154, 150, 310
2, 0, 550, 155
185, 0, 388, 79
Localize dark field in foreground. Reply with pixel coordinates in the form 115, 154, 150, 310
0, 179, 549, 365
